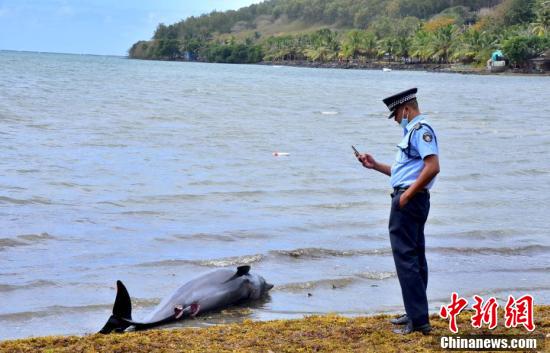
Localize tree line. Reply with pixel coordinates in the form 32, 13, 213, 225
129, 0, 549, 68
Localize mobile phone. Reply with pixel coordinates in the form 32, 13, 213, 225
351, 145, 360, 157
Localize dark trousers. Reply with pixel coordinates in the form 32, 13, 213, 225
389, 190, 430, 327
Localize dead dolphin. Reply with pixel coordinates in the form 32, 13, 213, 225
99, 265, 273, 333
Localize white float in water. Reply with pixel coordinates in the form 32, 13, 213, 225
383, 68, 392, 72
273, 152, 290, 157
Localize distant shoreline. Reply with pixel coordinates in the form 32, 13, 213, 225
126, 56, 550, 76
2, 49, 545, 76
257, 60, 550, 76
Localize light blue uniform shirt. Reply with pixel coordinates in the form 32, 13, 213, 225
390, 114, 439, 189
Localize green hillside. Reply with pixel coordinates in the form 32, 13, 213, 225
129, 0, 549, 69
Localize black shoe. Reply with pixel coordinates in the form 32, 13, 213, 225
389, 314, 409, 325
393, 322, 432, 335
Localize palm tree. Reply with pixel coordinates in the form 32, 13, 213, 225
377, 37, 398, 60
429, 24, 457, 63
306, 29, 339, 62
451, 28, 500, 64
340, 30, 365, 59
264, 36, 294, 61
364, 32, 378, 59
304, 47, 338, 62
410, 30, 433, 62
394, 35, 411, 59
531, 0, 550, 36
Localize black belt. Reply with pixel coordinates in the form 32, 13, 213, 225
393, 187, 429, 194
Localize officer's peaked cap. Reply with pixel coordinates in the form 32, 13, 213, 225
382, 88, 418, 119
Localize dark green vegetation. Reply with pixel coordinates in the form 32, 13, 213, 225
129, 0, 549, 70
2, 306, 548, 352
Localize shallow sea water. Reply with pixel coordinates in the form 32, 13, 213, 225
0, 51, 549, 339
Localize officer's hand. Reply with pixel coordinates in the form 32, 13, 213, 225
398, 192, 410, 208
358, 153, 377, 169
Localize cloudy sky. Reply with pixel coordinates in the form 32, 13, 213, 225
0, 0, 263, 55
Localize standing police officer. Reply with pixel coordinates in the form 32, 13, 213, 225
357, 88, 440, 335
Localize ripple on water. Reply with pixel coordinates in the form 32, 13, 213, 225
274, 271, 396, 293
270, 247, 391, 259
433, 228, 522, 240
0, 280, 58, 293
429, 245, 550, 256
154, 233, 236, 243
0, 233, 56, 250
136, 254, 265, 268
0, 196, 53, 205
0, 298, 159, 321
121, 191, 268, 205
275, 277, 357, 292
154, 231, 268, 243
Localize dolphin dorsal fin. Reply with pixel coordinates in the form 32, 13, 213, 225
113, 280, 132, 320
236, 265, 250, 276
224, 266, 251, 283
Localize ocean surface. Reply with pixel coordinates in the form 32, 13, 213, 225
0, 50, 548, 340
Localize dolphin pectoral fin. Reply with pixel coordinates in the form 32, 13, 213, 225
174, 303, 200, 319
190, 303, 201, 317
174, 305, 186, 319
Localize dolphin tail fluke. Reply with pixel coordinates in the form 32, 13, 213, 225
99, 280, 134, 334
113, 280, 132, 319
